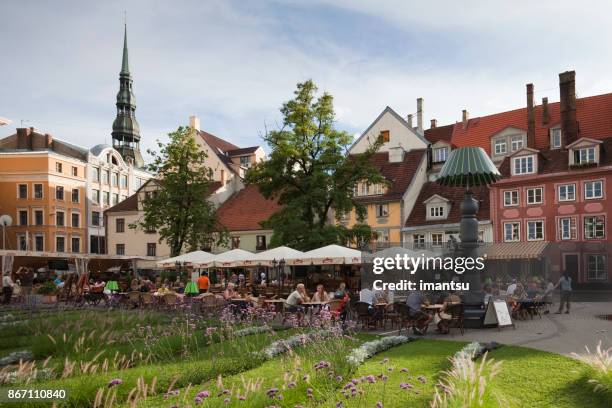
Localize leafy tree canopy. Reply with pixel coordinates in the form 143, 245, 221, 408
246, 80, 385, 250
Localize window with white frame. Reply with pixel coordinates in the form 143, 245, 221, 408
558, 184, 576, 201
558, 217, 577, 240
18, 184, 27, 199
527, 220, 544, 241
574, 147, 596, 165
587, 254, 607, 281
433, 147, 448, 163
494, 139, 507, 155
34, 235, 44, 251
240, 155, 251, 167
34, 183, 43, 199
360, 183, 369, 196
92, 167, 100, 182
526, 187, 543, 204
513, 155, 535, 175
56, 236, 66, 252
375, 204, 389, 218
375, 229, 389, 243
550, 128, 562, 149
413, 234, 425, 248
431, 233, 443, 246
429, 205, 445, 218
503, 190, 519, 206
511, 135, 524, 151
71, 237, 80, 253
17, 234, 27, 251
584, 180, 603, 199
56, 211, 65, 227
585, 216, 605, 239
373, 184, 384, 195
503, 222, 520, 242
92, 189, 100, 204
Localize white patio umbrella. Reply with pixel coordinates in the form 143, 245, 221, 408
195, 248, 254, 268
370, 246, 438, 261
241, 246, 305, 267
289, 244, 363, 266
156, 250, 215, 268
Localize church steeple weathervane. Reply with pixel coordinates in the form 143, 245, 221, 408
111, 23, 144, 168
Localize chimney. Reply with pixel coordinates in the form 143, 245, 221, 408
16, 127, 32, 149
416, 98, 423, 134
542, 97, 550, 124
430, 119, 437, 129
559, 70, 578, 146
407, 114, 413, 128
526, 83, 536, 148
45, 133, 53, 148
462, 109, 469, 129
189, 115, 200, 131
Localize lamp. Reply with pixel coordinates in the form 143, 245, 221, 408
437, 147, 501, 297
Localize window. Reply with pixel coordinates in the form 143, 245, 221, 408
120, 174, 128, 188
587, 254, 607, 281
18, 184, 27, 199
56, 186, 64, 200
18, 210, 28, 226
92, 167, 100, 182
558, 184, 576, 201
231, 236, 241, 249
111, 172, 118, 186
102, 170, 109, 184
379, 130, 390, 142
34, 183, 43, 199
585, 181, 603, 199
56, 162, 63, 173
103, 192, 110, 205
71, 213, 80, 228
34, 210, 43, 226
494, 139, 507, 155
112, 193, 119, 205
71, 188, 79, 203
256, 235, 267, 251
431, 233, 443, 246
527, 220, 544, 241
34, 235, 44, 252
376, 204, 389, 218
56, 211, 65, 227
71, 237, 80, 253
559, 217, 576, 240
56, 236, 66, 252
574, 147, 596, 165
585, 216, 605, 239
372, 184, 384, 195
526, 187, 543, 204
92, 189, 100, 204
18, 235, 27, 251
116, 243, 125, 255
513, 155, 535, 175
92, 211, 100, 226
240, 156, 251, 167
503, 222, 520, 242
433, 147, 448, 163
551, 128, 562, 149
429, 206, 445, 218
413, 234, 425, 248
71, 166, 78, 177
511, 135, 524, 151
360, 183, 369, 196
116, 218, 125, 233
503, 190, 519, 206
146, 243, 157, 256
375, 229, 390, 244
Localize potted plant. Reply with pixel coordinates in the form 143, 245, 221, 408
37, 281, 58, 303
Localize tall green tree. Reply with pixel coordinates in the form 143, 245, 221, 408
246, 80, 385, 250
133, 126, 226, 256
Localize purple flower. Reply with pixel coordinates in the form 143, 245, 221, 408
336, 375, 343, 382
376, 402, 383, 408
417, 375, 426, 383
267, 388, 279, 398
400, 382, 413, 390
400, 368, 409, 373
196, 390, 210, 398
108, 378, 123, 388
194, 396, 203, 405
288, 381, 297, 389
239, 395, 246, 401
224, 397, 230, 404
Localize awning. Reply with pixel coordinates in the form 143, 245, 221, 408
195, 248, 254, 268
156, 250, 215, 268
240, 246, 305, 267
288, 244, 362, 266
481, 241, 550, 260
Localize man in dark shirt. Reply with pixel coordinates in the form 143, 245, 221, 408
406, 291, 433, 335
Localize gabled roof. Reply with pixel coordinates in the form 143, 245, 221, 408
196, 130, 261, 176
451, 92, 612, 153
352, 149, 427, 203
216, 185, 282, 231
227, 147, 260, 156
424, 124, 454, 144
0, 128, 89, 161
197, 130, 240, 152
405, 182, 490, 227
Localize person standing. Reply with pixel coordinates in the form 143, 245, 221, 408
197, 272, 210, 294
555, 273, 572, 314
2, 273, 14, 304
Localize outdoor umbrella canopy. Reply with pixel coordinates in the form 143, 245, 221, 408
156, 250, 215, 267
241, 246, 305, 267
290, 244, 362, 265
195, 248, 254, 268
437, 147, 501, 188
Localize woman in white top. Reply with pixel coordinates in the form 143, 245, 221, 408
312, 284, 330, 303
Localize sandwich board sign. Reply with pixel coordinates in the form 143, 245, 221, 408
483, 299, 514, 329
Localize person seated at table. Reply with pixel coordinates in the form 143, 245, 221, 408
140, 278, 152, 292
435, 293, 461, 334
238, 273, 246, 287
312, 284, 330, 303
130, 278, 140, 292
223, 282, 237, 300
405, 290, 432, 335
526, 281, 540, 299
286, 283, 309, 312
198, 272, 210, 294
54, 275, 65, 289
373, 288, 391, 304
176, 281, 185, 294
334, 282, 347, 299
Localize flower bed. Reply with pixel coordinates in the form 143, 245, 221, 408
347, 336, 417, 367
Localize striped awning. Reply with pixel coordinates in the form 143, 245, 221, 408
482, 241, 550, 260
437, 147, 501, 187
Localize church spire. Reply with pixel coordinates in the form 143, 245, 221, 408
111, 23, 143, 168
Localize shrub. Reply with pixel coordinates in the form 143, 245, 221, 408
346, 335, 416, 366
573, 341, 612, 396
36, 282, 58, 295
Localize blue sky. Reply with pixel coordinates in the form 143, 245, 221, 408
2, 0, 612, 159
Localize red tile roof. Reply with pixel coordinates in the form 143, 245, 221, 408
451, 92, 612, 154
227, 147, 259, 156
405, 182, 490, 226
352, 149, 427, 203
197, 130, 240, 153
424, 124, 454, 144
216, 185, 282, 231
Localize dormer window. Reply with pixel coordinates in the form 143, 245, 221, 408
433, 147, 448, 163
550, 128, 562, 149
512, 155, 535, 175
511, 135, 524, 152
574, 147, 596, 165
494, 139, 507, 155
424, 194, 449, 221
429, 206, 445, 218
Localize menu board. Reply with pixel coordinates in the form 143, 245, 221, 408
484, 299, 514, 329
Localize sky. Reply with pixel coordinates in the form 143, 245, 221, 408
2, 0, 612, 160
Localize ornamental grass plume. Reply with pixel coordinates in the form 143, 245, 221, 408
572, 341, 612, 395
